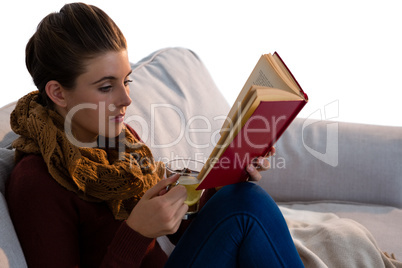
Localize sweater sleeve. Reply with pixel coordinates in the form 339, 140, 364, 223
100, 221, 166, 267
6, 155, 167, 267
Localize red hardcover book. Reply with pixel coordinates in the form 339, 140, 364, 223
197, 52, 308, 190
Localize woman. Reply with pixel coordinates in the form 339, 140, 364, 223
6, 3, 304, 267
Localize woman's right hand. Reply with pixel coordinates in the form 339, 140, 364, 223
126, 174, 188, 238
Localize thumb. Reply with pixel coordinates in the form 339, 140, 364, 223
142, 174, 180, 200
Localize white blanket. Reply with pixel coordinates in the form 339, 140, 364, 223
280, 207, 402, 268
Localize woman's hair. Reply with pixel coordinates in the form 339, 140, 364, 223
25, 2, 127, 107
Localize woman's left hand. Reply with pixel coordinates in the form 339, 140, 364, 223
246, 147, 276, 182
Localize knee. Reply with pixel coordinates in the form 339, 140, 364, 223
207, 182, 278, 215
221, 182, 271, 202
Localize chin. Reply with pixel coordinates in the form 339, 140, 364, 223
107, 124, 124, 138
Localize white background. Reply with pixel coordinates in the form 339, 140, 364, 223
1, 0, 401, 126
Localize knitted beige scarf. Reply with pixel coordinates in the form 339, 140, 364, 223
10, 91, 164, 220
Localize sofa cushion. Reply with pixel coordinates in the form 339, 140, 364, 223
126, 47, 230, 162
258, 118, 402, 208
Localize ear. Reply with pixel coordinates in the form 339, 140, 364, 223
45, 80, 67, 108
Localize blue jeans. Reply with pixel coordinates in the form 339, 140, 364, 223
165, 182, 304, 268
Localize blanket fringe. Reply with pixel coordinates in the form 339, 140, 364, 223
384, 252, 397, 260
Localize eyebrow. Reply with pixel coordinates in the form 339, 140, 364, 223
91, 70, 133, 85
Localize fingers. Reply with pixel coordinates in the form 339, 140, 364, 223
268, 146, 276, 157
163, 184, 187, 205
253, 157, 271, 171
162, 202, 188, 236
247, 164, 262, 181
127, 175, 188, 238
175, 202, 189, 223
158, 175, 178, 196
159, 174, 188, 208
247, 146, 276, 182
158, 186, 188, 234
143, 173, 180, 200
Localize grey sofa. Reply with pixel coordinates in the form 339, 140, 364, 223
1, 47, 401, 267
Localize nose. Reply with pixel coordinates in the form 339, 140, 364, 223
117, 85, 132, 108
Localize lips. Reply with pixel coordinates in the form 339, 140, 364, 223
111, 113, 125, 123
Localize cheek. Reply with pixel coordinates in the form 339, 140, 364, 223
70, 105, 101, 127
79, 105, 116, 134
67, 99, 119, 137
71, 101, 108, 121
83, 108, 100, 122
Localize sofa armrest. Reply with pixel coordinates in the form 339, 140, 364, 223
258, 118, 402, 208
0, 102, 18, 149
0, 148, 27, 267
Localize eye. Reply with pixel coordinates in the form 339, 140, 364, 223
124, 79, 133, 86
99, 85, 113, 93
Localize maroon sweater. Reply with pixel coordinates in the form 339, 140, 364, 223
6, 154, 169, 267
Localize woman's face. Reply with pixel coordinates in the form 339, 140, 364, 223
62, 50, 132, 144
